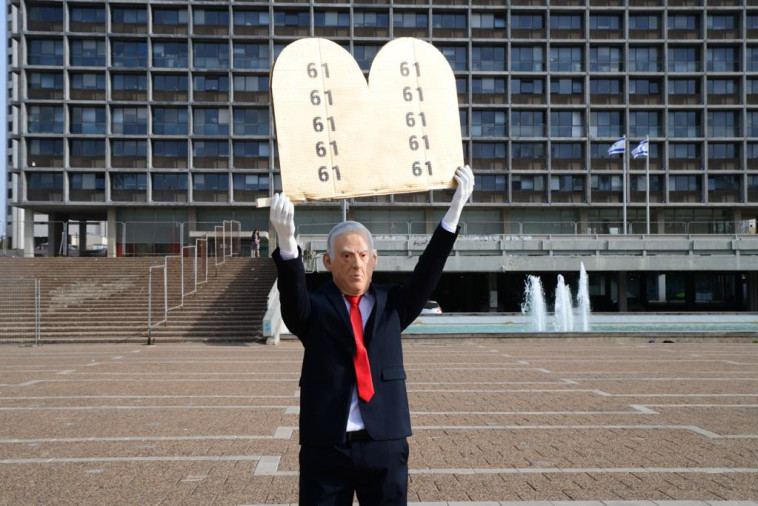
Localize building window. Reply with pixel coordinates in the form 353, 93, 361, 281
473, 46, 506, 72
27, 173, 64, 200
194, 75, 229, 93
27, 39, 63, 66
747, 112, 758, 137
552, 143, 583, 160
112, 73, 147, 92
589, 111, 622, 138
28, 72, 63, 92
591, 175, 622, 191
707, 47, 738, 72
628, 47, 660, 72
590, 46, 623, 72
153, 140, 188, 157
669, 175, 701, 192
668, 14, 699, 31
669, 111, 701, 138
668, 47, 700, 72
511, 110, 544, 137
354, 11, 389, 28
512, 78, 544, 95
194, 173, 229, 191
70, 173, 105, 190
707, 111, 739, 138
193, 141, 229, 158
153, 8, 188, 25
234, 10, 269, 28
511, 46, 543, 72
440, 46, 467, 71
194, 9, 229, 27
233, 174, 269, 192
112, 7, 147, 25
112, 173, 147, 191
669, 143, 700, 159
708, 79, 737, 96
153, 42, 189, 68
28, 5, 62, 24
153, 74, 188, 93
234, 75, 268, 93
394, 12, 428, 29
551, 175, 584, 192
472, 77, 505, 95
234, 141, 270, 158
749, 47, 758, 72
472, 13, 505, 29
233, 108, 269, 135
70, 106, 106, 134
475, 174, 507, 192
27, 105, 64, 134
70, 73, 105, 91
472, 110, 507, 137
313, 10, 350, 28
194, 42, 230, 69
29, 138, 64, 156
111, 41, 147, 68
112, 107, 148, 135
628, 15, 659, 31
233, 43, 269, 70
70, 6, 105, 23
550, 14, 582, 30
353, 45, 380, 71
551, 111, 583, 137
70, 139, 105, 158
630, 78, 661, 96
433, 13, 466, 30
274, 11, 309, 28
708, 143, 738, 159
512, 142, 545, 159
707, 14, 736, 31
629, 111, 661, 137
69, 39, 105, 66
590, 78, 622, 95
153, 108, 188, 135
512, 174, 545, 190
194, 109, 230, 136
550, 47, 583, 72
153, 173, 188, 190
511, 14, 543, 30
112, 140, 147, 157
668, 78, 698, 96
590, 15, 621, 31
473, 142, 506, 159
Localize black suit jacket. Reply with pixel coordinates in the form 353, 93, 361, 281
273, 224, 458, 446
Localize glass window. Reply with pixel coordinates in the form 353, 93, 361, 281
628, 47, 660, 72
153, 8, 188, 25
193, 141, 229, 157
550, 111, 583, 137
708, 143, 738, 159
551, 175, 584, 191
669, 111, 702, 137
233, 174, 270, 190
511, 110, 545, 137
551, 143, 583, 159
194, 173, 229, 191
70, 173, 105, 190
440, 46, 467, 71
590, 15, 621, 30
70, 139, 105, 157
707, 47, 738, 72
393, 12, 427, 28
112, 7, 147, 24
27, 105, 64, 133
153, 74, 188, 92
668, 78, 698, 95
193, 109, 230, 136
471, 13, 505, 29
27, 39, 63, 66
234, 10, 269, 27
591, 175, 622, 191
669, 175, 701, 192
353, 45, 380, 71
153, 140, 188, 157
433, 13, 467, 29
194, 9, 229, 26
472, 142, 506, 159
629, 111, 661, 137
748, 15, 758, 30
749, 47, 758, 72
112, 107, 148, 135
70, 73, 105, 90
628, 15, 659, 31
111, 41, 147, 68
669, 143, 700, 159
708, 79, 737, 95
28, 172, 63, 190
314, 11, 350, 27
112, 73, 147, 91
70, 106, 106, 134
28, 5, 62, 23
354, 11, 388, 28
708, 111, 738, 137
233, 108, 270, 135
550, 47, 583, 72
29, 138, 64, 156
707, 14, 736, 31
512, 174, 545, 191
234, 75, 268, 93
194, 42, 230, 69
512, 78, 543, 95
590, 46, 623, 72
550, 14, 581, 30
234, 141, 270, 157
112, 140, 147, 157
511, 14, 543, 30
112, 173, 147, 191
28, 72, 64, 91
668, 14, 699, 31
668, 47, 700, 73
153, 42, 188, 68
629, 79, 661, 95
69, 39, 105, 66
274, 11, 309, 28
194, 75, 229, 92
153, 173, 188, 190
472, 78, 506, 94
473, 46, 506, 72
153, 108, 188, 135
748, 111, 758, 137
512, 142, 545, 159
475, 174, 507, 192
511, 46, 543, 72
590, 79, 622, 95
708, 175, 739, 192
472, 110, 507, 137
233, 43, 269, 70
590, 111, 622, 138
70, 6, 105, 23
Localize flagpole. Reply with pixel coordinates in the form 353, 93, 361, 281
623, 136, 627, 235
645, 136, 650, 235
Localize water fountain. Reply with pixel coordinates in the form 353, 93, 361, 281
521, 275, 547, 331
577, 262, 591, 331
553, 274, 575, 332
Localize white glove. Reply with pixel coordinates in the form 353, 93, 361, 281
269, 193, 298, 255
441, 165, 474, 231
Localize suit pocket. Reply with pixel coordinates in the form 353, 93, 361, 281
381, 366, 406, 381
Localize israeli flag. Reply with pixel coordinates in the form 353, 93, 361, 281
607, 137, 626, 155
632, 139, 649, 159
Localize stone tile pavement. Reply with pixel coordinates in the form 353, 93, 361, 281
0, 341, 756, 504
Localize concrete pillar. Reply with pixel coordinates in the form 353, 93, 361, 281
617, 271, 628, 312
107, 207, 117, 257
23, 212, 34, 258
48, 214, 65, 256
657, 274, 667, 302
78, 221, 88, 252
488, 272, 498, 312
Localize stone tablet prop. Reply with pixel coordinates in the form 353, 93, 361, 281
267, 37, 463, 203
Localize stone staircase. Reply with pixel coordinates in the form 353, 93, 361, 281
0, 257, 277, 344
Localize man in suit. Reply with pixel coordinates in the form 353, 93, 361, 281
270, 165, 474, 505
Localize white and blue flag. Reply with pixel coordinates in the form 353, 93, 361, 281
607, 137, 626, 155
632, 139, 649, 159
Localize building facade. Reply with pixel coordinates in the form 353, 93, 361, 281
7, 0, 758, 309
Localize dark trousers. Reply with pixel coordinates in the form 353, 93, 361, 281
299, 438, 409, 506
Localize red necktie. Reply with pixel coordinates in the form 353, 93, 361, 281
345, 295, 374, 402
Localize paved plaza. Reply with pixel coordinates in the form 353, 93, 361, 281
0, 340, 756, 505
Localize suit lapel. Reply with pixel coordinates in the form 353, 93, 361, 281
366, 285, 386, 353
